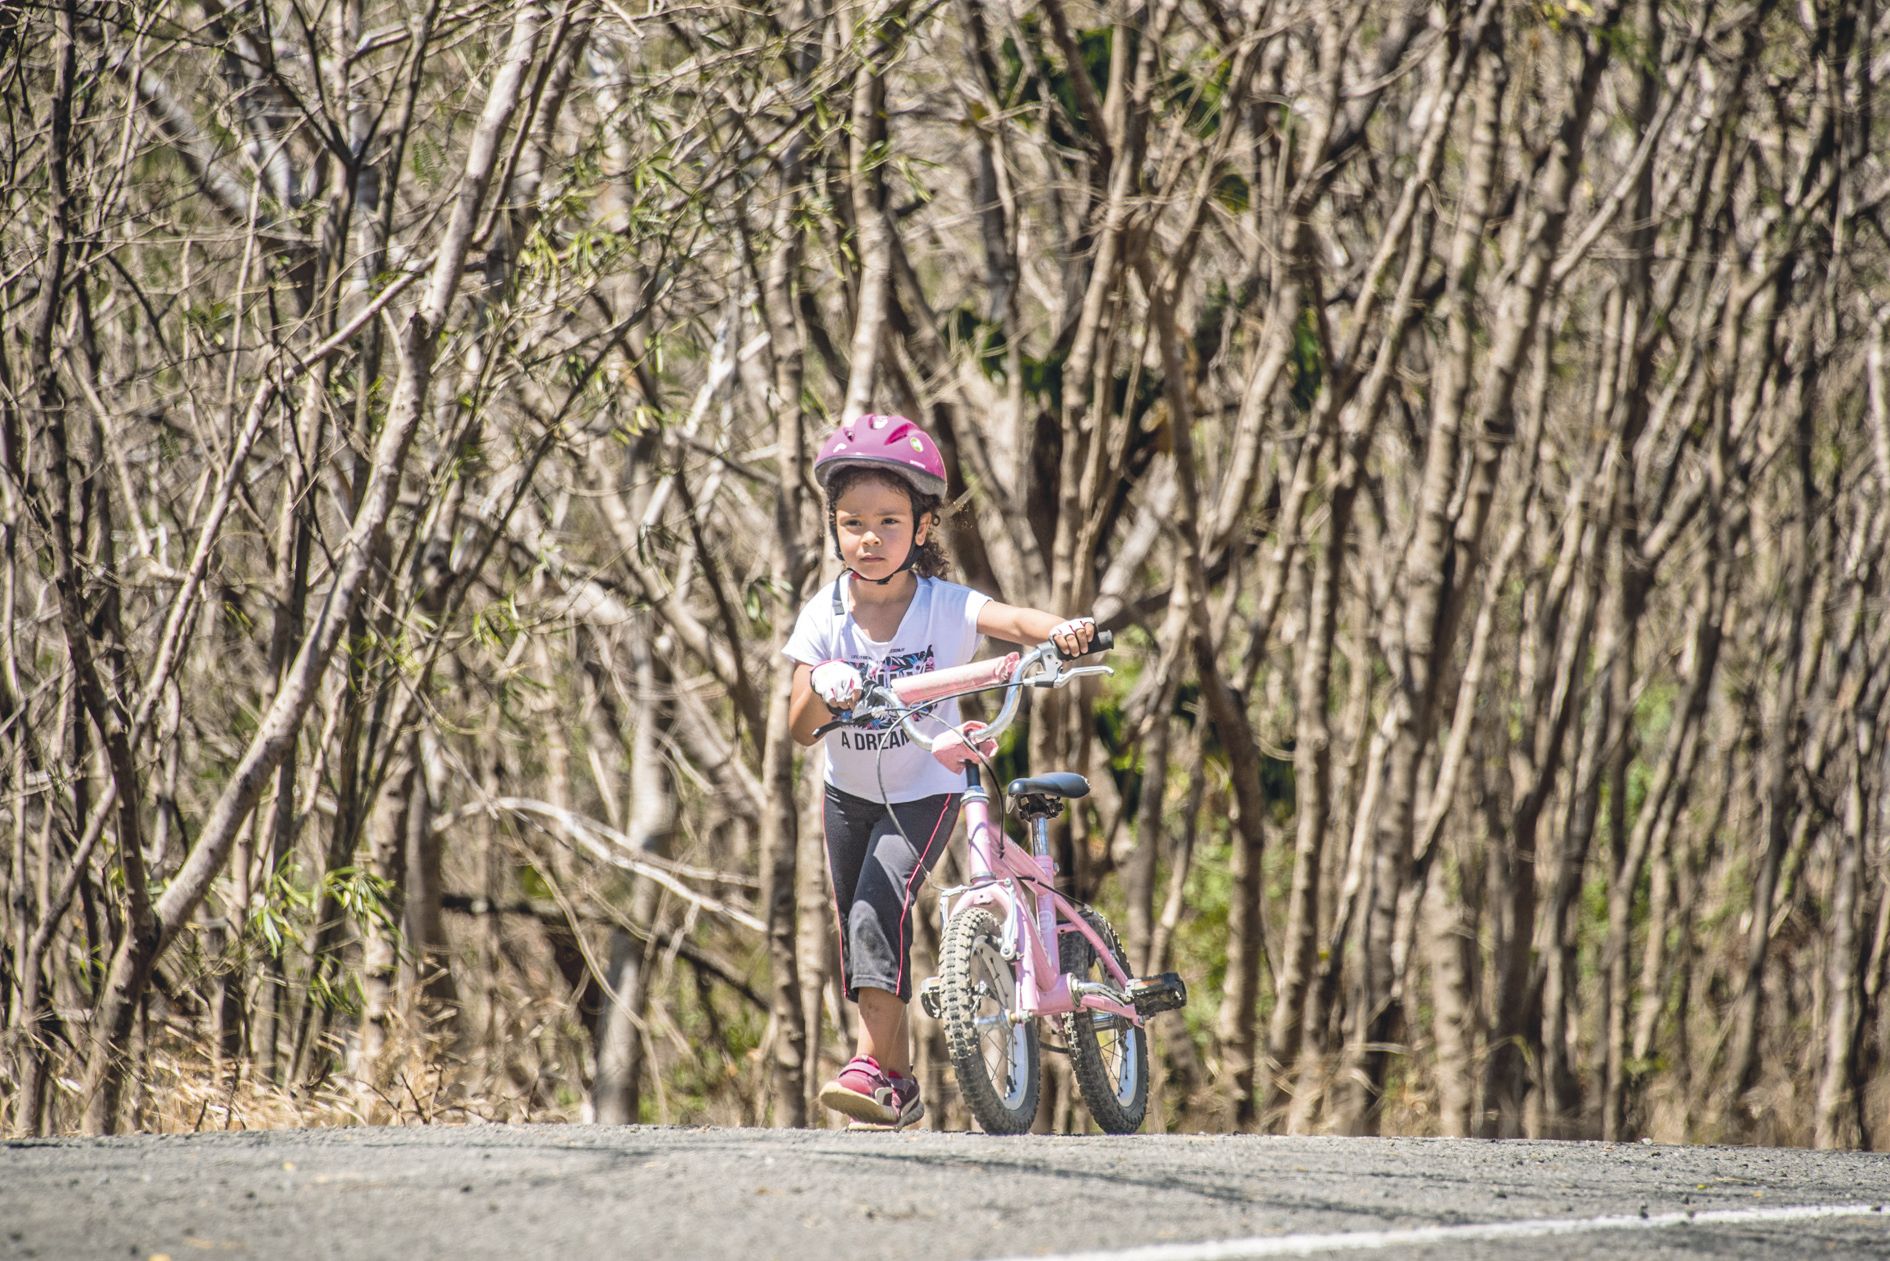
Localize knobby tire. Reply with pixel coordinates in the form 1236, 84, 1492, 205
939, 906, 1040, 1134
1060, 907, 1149, 1134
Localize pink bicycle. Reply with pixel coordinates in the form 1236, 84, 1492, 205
818, 631, 1187, 1134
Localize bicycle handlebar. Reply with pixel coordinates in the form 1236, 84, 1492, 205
814, 628, 1115, 752
887, 652, 1021, 706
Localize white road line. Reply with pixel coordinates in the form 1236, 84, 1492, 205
980, 1202, 1888, 1261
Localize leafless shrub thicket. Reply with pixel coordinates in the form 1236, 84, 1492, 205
2, 0, 1887, 1146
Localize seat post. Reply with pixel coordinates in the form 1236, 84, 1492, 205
1030, 815, 1058, 959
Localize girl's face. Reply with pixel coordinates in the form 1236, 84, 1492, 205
832, 476, 929, 580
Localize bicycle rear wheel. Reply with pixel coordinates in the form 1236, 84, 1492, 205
1060, 907, 1148, 1134
939, 907, 1040, 1134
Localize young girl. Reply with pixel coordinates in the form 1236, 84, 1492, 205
782, 414, 1094, 1130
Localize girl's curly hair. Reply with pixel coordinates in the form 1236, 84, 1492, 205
823, 465, 950, 580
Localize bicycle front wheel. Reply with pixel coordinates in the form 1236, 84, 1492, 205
1061, 907, 1149, 1134
939, 906, 1040, 1134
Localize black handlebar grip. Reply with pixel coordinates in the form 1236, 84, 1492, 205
1055, 624, 1114, 661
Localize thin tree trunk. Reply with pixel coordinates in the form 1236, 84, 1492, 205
351, 748, 417, 1104
1814, 629, 1881, 1146
1125, 654, 1177, 977
757, 2, 819, 1119
592, 637, 675, 1124
1424, 871, 1476, 1136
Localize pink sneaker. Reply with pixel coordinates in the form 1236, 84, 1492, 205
848, 1070, 923, 1132
818, 1056, 922, 1129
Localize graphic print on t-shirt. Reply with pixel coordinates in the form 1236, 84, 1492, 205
836, 645, 937, 749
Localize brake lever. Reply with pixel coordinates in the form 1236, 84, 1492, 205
1053, 664, 1114, 688
1027, 664, 1114, 689
811, 686, 902, 738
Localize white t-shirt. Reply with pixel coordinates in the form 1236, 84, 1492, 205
782, 576, 992, 801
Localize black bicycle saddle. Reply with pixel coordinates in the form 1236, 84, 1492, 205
1005, 772, 1090, 800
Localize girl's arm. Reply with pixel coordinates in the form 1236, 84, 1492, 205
789, 663, 833, 747
977, 602, 1095, 656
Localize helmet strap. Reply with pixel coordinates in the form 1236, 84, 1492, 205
850, 546, 921, 585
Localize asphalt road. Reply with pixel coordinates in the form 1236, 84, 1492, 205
4, 1124, 1888, 1260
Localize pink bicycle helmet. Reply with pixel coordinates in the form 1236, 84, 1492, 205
813, 415, 947, 499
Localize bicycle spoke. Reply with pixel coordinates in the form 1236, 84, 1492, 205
966, 939, 1028, 1106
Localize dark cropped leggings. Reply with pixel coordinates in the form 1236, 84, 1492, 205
822, 784, 961, 1003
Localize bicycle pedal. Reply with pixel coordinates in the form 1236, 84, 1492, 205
1128, 972, 1188, 1017
917, 977, 943, 1020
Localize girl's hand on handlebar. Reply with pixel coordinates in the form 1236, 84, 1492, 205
931, 720, 999, 771
811, 659, 865, 710
1049, 617, 1096, 660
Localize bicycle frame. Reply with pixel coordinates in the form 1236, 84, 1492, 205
940, 774, 1142, 1026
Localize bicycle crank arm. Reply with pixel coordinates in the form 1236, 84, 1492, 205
1068, 978, 1129, 1005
